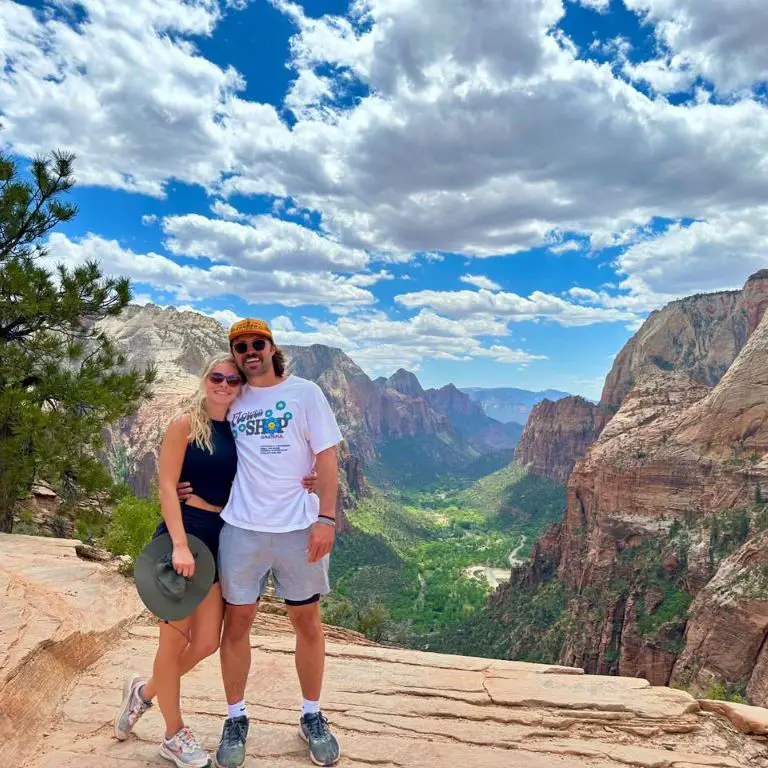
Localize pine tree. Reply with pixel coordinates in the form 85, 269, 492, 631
0, 149, 155, 532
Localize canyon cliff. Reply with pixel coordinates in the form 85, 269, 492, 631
600, 271, 768, 410
515, 270, 768, 487
515, 396, 608, 484
425, 383, 523, 452
493, 270, 768, 705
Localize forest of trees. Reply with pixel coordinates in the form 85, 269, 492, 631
322, 465, 566, 647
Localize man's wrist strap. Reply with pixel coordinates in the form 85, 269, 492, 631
317, 515, 336, 527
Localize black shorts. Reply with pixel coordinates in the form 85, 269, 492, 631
152, 503, 224, 584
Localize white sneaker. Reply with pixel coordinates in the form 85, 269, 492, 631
159, 726, 210, 768
114, 673, 152, 740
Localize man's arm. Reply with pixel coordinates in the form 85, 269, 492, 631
307, 445, 338, 563
176, 472, 319, 500
314, 445, 338, 519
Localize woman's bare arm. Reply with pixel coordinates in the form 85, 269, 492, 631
157, 415, 195, 577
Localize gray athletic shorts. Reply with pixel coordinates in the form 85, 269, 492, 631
218, 522, 331, 606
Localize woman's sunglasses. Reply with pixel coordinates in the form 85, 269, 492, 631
208, 372, 242, 387
233, 339, 268, 354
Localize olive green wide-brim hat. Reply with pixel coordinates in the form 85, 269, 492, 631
134, 533, 215, 622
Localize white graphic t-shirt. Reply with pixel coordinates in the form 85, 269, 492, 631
220, 375, 343, 532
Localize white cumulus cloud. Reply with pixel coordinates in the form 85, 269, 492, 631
0, 0, 286, 196
3, 0, 768, 367
273, 309, 547, 375
624, 0, 768, 94
460, 274, 502, 291
44, 232, 376, 308
395, 287, 641, 326
162, 213, 370, 273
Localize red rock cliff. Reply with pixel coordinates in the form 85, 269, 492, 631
600, 270, 768, 410
517, 271, 768, 488
509, 271, 768, 700
515, 396, 609, 484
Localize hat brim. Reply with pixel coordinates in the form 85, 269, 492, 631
134, 533, 216, 622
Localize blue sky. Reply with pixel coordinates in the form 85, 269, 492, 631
3, 0, 768, 400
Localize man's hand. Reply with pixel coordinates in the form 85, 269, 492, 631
177, 481, 193, 501
307, 522, 335, 563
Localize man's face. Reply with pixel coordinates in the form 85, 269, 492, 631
231, 333, 274, 378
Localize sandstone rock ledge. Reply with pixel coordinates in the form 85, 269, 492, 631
2, 535, 767, 768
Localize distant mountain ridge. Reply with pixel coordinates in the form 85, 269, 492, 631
461, 387, 573, 424
425, 383, 523, 453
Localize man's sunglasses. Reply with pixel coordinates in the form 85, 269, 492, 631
232, 339, 268, 354
208, 372, 242, 387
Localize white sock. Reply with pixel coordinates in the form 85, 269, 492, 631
302, 699, 321, 716
227, 700, 247, 720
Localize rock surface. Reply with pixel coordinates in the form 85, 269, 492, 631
0, 533, 146, 765
599, 271, 768, 411
673, 532, 768, 700
515, 395, 608, 484
3, 534, 768, 768
559, 366, 718, 591
699, 700, 768, 736
13, 485, 71, 537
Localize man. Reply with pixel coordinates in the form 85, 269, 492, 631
182, 318, 342, 768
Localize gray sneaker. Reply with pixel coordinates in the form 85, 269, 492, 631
159, 726, 209, 768
299, 712, 340, 766
213, 716, 249, 768
114, 672, 152, 740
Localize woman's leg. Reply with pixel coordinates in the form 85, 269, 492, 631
154, 616, 194, 738
142, 583, 224, 703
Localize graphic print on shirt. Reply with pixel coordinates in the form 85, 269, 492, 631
230, 399, 294, 455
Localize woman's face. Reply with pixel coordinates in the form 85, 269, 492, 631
204, 361, 242, 407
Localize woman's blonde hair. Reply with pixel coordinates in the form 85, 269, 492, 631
185, 353, 243, 453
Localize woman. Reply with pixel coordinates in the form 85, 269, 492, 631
113, 354, 315, 767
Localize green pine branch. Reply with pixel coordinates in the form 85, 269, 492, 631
0, 147, 155, 532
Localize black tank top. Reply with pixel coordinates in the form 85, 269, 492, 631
178, 419, 238, 507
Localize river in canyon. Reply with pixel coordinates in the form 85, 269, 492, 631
463, 536, 527, 589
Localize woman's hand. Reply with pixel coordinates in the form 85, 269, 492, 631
172, 542, 196, 578
302, 470, 318, 493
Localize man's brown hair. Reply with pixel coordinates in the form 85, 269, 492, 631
273, 346, 287, 377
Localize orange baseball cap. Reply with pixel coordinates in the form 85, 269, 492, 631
228, 318, 273, 342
